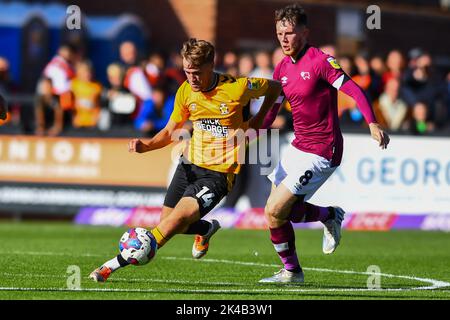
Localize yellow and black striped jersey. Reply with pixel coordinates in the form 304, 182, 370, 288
170, 73, 269, 174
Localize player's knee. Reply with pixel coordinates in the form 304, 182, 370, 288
264, 201, 283, 220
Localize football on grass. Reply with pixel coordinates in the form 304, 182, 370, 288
119, 227, 157, 265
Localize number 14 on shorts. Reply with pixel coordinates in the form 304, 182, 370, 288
196, 186, 215, 208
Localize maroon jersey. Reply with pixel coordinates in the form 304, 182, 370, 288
274, 45, 345, 166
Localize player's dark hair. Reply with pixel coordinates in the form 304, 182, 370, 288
180, 38, 215, 67
275, 3, 308, 28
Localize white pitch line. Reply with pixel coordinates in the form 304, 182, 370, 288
162, 256, 450, 291
0, 286, 448, 294
0, 272, 247, 287
1, 251, 449, 293
6, 250, 102, 257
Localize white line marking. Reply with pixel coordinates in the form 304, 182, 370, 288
0, 286, 448, 294
163, 256, 450, 291
0, 251, 449, 294
0, 272, 247, 287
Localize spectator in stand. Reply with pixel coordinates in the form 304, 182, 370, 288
272, 47, 285, 67
35, 77, 63, 136
119, 41, 153, 120
220, 51, 239, 77
354, 53, 382, 101
251, 50, 273, 79
0, 55, 32, 131
407, 48, 423, 70
370, 55, 387, 80
383, 50, 405, 87
401, 51, 444, 126
0, 93, 6, 121
222, 51, 238, 71
145, 51, 165, 86
249, 50, 274, 115
238, 53, 255, 77
0, 57, 12, 123
0, 57, 11, 96
225, 64, 239, 78
0, 57, 10, 124
376, 78, 408, 131
134, 82, 174, 136
70, 60, 102, 129
42, 44, 77, 112
163, 51, 186, 95
405, 101, 435, 135
104, 63, 136, 128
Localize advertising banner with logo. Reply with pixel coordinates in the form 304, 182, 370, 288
2, 133, 450, 231
0, 135, 175, 214
310, 134, 450, 215
0, 135, 175, 186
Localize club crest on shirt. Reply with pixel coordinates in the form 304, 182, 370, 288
247, 79, 261, 90
300, 72, 311, 80
219, 103, 229, 115
327, 57, 341, 69
189, 103, 197, 111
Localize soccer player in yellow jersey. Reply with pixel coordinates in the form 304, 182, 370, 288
90, 38, 282, 282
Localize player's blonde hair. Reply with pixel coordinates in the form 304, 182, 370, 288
180, 38, 215, 67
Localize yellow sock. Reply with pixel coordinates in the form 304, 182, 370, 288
151, 227, 168, 248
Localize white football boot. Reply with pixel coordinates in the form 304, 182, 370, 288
322, 206, 346, 254
259, 268, 304, 284
192, 219, 221, 259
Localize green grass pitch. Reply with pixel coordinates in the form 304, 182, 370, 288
0, 222, 449, 300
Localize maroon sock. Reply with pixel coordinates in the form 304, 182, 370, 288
289, 201, 333, 223
269, 222, 301, 272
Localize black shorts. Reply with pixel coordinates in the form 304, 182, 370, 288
164, 158, 236, 217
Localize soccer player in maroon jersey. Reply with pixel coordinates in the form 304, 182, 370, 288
259, 4, 390, 283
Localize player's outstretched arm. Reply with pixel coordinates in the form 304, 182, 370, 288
248, 80, 282, 130
338, 77, 390, 149
128, 119, 184, 153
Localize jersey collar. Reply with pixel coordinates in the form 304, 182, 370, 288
290, 44, 310, 64
201, 72, 219, 93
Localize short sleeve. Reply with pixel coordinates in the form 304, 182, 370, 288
244, 77, 269, 99
169, 83, 189, 123
314, 55, 345, 85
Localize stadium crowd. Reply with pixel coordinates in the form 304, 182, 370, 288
0, 41, 449, 137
